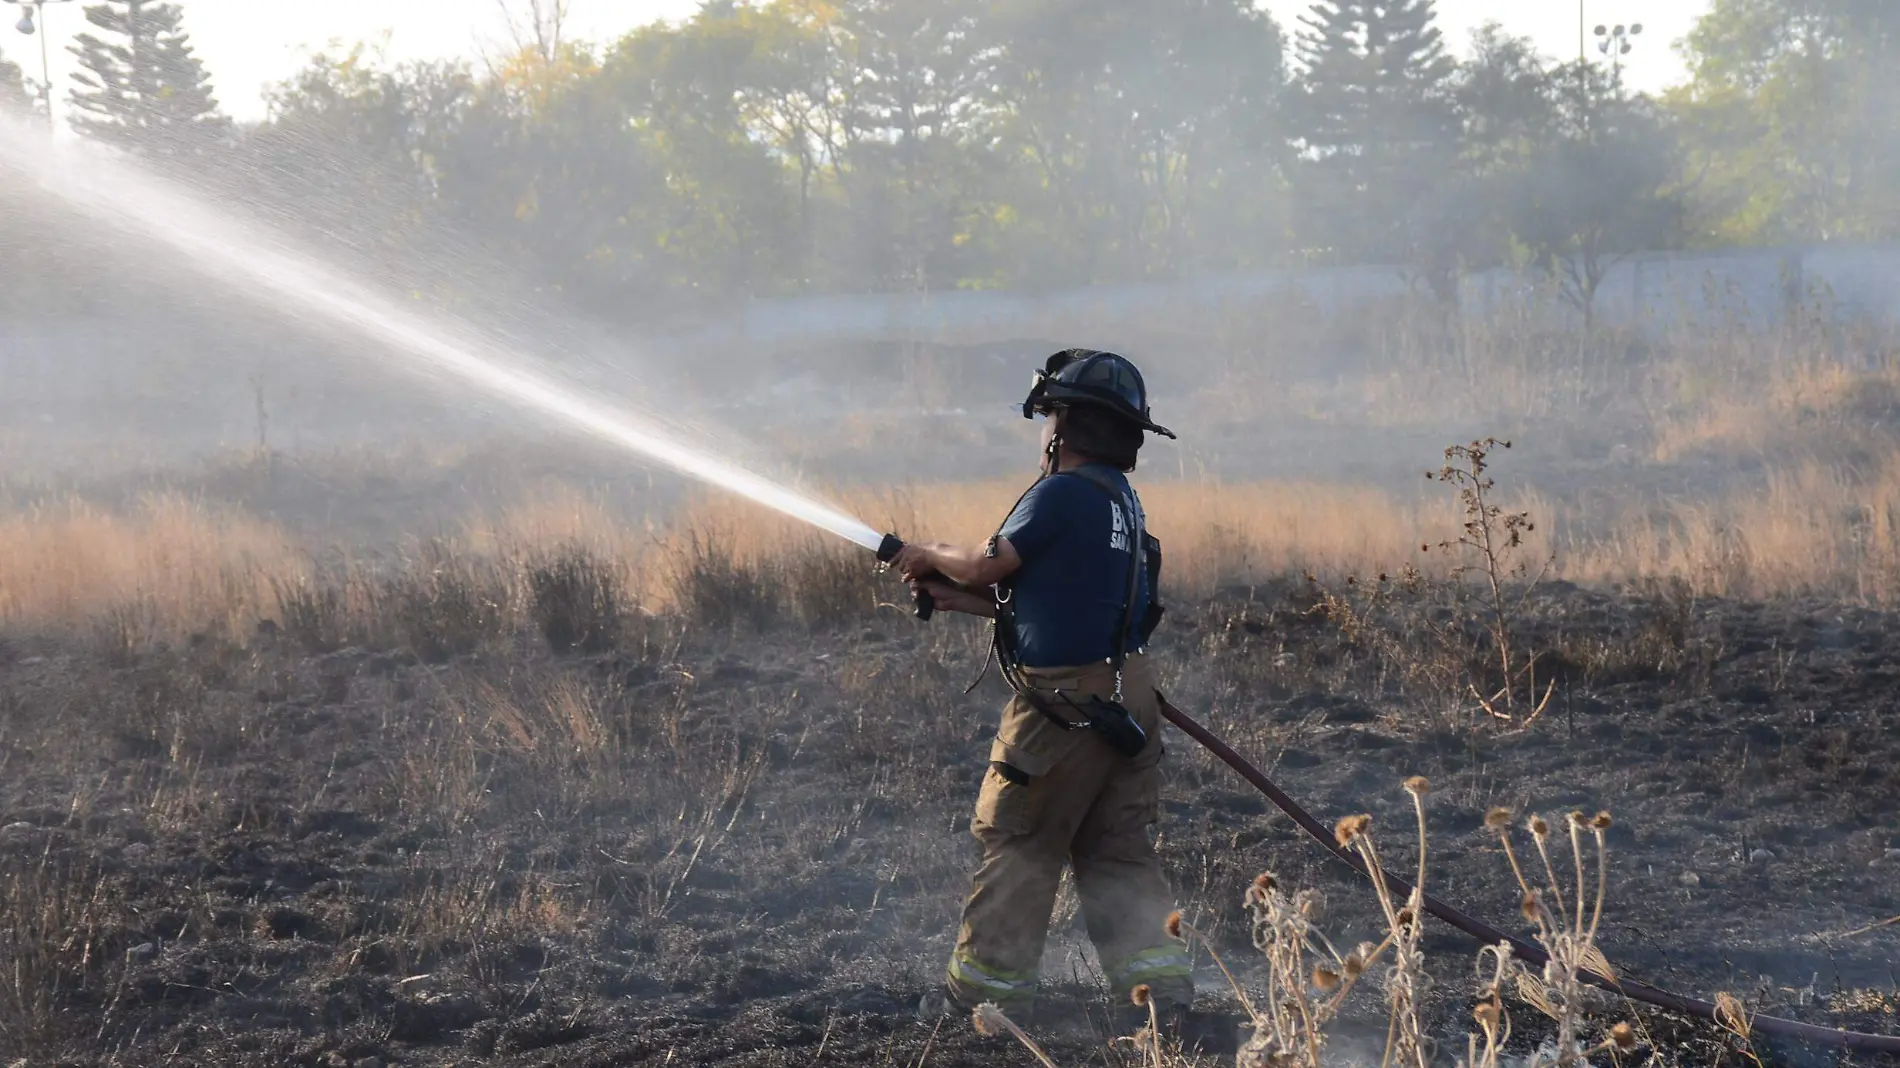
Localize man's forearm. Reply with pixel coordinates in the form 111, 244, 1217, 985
923, 542, 1016, 587
932, 585, 998, 618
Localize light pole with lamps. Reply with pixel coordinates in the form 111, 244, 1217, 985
5, 0, 78, 126
1593, 21, 1643, 93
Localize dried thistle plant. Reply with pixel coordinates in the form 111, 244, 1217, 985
1476, 806, 1635, 1068
1714, 991, 1765, 1068
1168, 908, 1259, 1024
1241, 780, 1438, 1068
1131, 984, 1162, 1068
1462, 943, 1516, 1068
971, 1002, 1061, 1068
1241, 872, 1378, 1068
1234, 788, 1647, 1068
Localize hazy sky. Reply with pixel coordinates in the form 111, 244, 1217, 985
2, 0, 1708, 124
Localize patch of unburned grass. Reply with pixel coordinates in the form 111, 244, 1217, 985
0, 494, 303, 641
21, 437, 1900, 658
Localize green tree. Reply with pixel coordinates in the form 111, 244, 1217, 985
1454, 23, 1555, 179
1403, 22, 1557, 302
984, 0, 1290, 284
729, 0, 856, 275
1511, 63, 1680, 329
238, 46, 473, 258
822, 0, 996, 290
601, 8, 798, 302
67, 0, 229, 156
1292, 0, 1459, 262
1670, 0, 1900, 243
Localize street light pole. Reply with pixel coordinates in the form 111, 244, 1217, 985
6, 0, 78, 127
1593, 20, 1644, 94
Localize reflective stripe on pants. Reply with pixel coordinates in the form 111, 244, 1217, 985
1105, 944, 1194, 995
947, 948, 1038, 1006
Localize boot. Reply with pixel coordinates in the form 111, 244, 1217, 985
915, 984, 960, 1023
1133, 1002, 1244, 1058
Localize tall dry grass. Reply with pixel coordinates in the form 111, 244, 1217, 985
1562, 460, 1900, 600
13, 450, 1900, 651
0, 494, 305, 641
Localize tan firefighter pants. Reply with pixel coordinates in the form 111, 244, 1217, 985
945, 653, 1194, 1009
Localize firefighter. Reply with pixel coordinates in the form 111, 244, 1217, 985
890, 350, 1234, 1053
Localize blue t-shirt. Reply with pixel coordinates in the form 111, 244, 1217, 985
998, 465, 1151, 669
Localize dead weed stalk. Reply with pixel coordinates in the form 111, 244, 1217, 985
1475, 807, 1636, 1068
1425, 438, 1554, 724
1235, 783, 1640, 1068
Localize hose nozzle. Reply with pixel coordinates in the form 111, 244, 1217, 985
876, 532, 904, 564
874, 533, 934, 621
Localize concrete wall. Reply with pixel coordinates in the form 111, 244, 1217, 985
8, 242, 1897, 419
687, 244, 1900, 348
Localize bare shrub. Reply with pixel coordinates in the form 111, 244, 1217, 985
371, 541, 513, 663
663, 524, 782, 630
272, 573, 349, 654
0, 850, 125, 1051
527, 547, 624, 654
1425, 438, 1554, 722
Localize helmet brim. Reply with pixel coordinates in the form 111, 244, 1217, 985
1032, 391, 1177, 439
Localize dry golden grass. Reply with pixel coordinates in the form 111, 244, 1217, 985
1563, 459, 1900, 599
1650, 359, 1900, 463
14, 449, 1900, 650
0, 493, 305, 640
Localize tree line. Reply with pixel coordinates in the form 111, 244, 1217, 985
6, 0, 1900, 324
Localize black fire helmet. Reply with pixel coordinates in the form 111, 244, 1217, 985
1022, 349, 1176, 439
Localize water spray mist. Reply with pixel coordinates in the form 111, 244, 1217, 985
0, 111, 884, 554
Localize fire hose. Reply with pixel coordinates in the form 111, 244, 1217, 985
1156, 697, 1900, 1055
875, 534, 1898, 1052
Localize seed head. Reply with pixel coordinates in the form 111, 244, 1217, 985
972, 1002, 1008, 1037
1312, 967, 1341, 991
1131, 984, 1153, 1007
1334, 814, 1372, 848
1165, 910, 1183, 939
1592, 811, 1613, 830
1568, 810, 1588, 828
1403, 776, 1431, 796
1520, 892, 1542, 924
1473, 1000, 1502, 1031
1253, 872, 1277, 894
1342, 950, 1367, 979
1484, 807, 1512, 831
1528, 815, 1550, 839
1395, 907, 1416, 930
1610, 1022, 1637, 1051
1715, 992, 1750, 1036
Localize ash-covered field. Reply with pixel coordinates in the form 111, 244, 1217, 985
2, 570, 1897, 1067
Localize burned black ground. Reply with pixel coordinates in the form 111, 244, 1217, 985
1, 575, 1897, 1067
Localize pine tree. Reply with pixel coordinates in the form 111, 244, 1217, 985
1, 57, 25, 114
1293, 0, 1458, 261
67, 0, 228, 155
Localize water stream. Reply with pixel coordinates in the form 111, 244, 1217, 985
0, 113, 884, 551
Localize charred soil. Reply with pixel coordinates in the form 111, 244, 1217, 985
1, 577, 1897, 1067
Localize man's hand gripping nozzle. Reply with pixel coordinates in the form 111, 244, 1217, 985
875, 533, 936, 621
